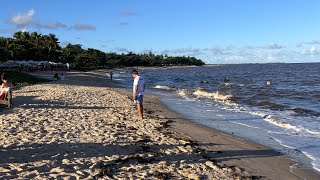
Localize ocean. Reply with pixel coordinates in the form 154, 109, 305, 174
112, 63, 320, 172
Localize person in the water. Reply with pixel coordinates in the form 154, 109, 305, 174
266, 80, 271, 86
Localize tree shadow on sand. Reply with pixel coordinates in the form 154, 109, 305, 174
9, 95, 125, 111
0, 140, 277, 178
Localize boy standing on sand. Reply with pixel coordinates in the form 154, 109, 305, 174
131, 69, 145, 120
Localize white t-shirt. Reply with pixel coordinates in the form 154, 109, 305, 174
133, 76, 145, 95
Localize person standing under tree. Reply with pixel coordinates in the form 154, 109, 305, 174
131, 69, 145, 120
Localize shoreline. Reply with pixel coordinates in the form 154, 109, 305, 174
2, 70, 319, 179
137, 90, 320, 179
93, 69, 320, 179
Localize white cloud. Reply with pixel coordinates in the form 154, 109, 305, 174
20, 27, 28, 32
8, 9, 95, 32
161, 48, 201, 54
209, 47, 225, 55
224, 55, 245, 62
265, 43, 284, 49
140, 49, 154, 54
113, 47, 130, 53
59, 41, 72, 47
9, 9, 36, 26
297, 40, 320, 47
301, 46, 318, 55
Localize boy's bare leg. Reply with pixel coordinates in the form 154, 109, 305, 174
137, 103, 143, 120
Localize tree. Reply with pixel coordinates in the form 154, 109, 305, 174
0, 31, 205, 70
43, 33, 60, 61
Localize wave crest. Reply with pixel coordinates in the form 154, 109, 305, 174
193, 88, 233, 101
176, 89, 189, 96
154, 85, 175, 90
263, 115, 297, 129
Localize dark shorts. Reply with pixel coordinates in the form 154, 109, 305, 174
135, 94, 144, 104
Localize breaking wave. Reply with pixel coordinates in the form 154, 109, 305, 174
154, 85, 175, 90
263, 115, 297, 130
193, 88, 233, 101
176, 89, 189, 97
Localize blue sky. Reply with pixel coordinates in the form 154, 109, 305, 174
1, 0, 320, 64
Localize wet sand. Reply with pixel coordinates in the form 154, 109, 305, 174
0, 70, 319, 179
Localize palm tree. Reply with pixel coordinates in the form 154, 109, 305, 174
30, 32, 43, 60
43, 33, 60, 60
13, 31, 23, 40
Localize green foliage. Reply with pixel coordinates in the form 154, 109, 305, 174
0, 71, 50, 87
0, 31, 205, 70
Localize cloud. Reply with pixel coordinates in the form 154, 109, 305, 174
297, 40, 320, 47
8, 9, 95, 32
120, 10, 137, 16
59, 41, 72, 47
301, 46, 318, 55
20, 27, 28, 32
120, 22, 129, 26
265, 43, 284, 49
73, 23, 96, 30
203, 45, 236, 55
208, 47, 225, 55
161, 48, 202, 54
9, 9, 36, 26
36, 22, 68, 29
140, 49, 153, 54
202, 44, 292, 64
113, 47, 129, 53
160, 42, 318, 64
240, 43, 284, 50
224, 55, 245, 62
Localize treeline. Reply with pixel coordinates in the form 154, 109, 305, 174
0, 31, 205, 70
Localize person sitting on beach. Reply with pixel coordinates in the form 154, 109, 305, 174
0, 73, 14, 100
131, 69, 145, 120
60, 73, 65, 81
54, 73, 60, 80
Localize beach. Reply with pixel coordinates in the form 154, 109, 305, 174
0, 70, 319, 179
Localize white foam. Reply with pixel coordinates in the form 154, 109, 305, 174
272, 137, 296, 150
193, 88, 233, 101
273, 136, 320, 172
176, 89, 189, 97
154, 85, 175, 90
263, 115, 297, 130
231, 121, 261, 129
209, 103, 320, 172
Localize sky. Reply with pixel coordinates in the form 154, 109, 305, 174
1, 0, 320, 64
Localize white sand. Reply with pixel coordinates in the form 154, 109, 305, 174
0, 72, 252, 179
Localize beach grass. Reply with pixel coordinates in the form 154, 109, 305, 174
0, 71, 50, 87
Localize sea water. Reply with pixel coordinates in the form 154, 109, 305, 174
113, 63, 320, 172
